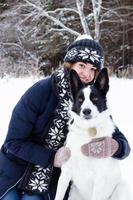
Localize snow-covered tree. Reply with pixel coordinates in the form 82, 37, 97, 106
0, 0, 132, 77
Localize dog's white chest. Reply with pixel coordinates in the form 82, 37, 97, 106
61, 127, 121, 200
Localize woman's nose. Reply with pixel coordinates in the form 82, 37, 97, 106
83, 66, 90, 76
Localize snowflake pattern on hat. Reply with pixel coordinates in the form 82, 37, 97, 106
65, 48, 78, 59
78, 48, 101, 62
64, 47, 103, 68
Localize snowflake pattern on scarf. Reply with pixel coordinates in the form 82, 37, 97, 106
25, 67, 72, 194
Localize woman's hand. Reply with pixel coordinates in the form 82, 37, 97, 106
54, 147, 71, 167
81, 136, 119, 158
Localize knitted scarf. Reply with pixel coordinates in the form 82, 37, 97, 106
19, 67, 72, 194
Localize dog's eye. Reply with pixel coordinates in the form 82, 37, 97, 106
78, 97, 84, 103
92, 96, 98, 101
91, 94, 98, 102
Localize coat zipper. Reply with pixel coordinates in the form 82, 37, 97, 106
48, 193, 51, 200
0, 178, 52, 200
0, 177, 23, 199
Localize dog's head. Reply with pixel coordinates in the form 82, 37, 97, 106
70, 68, 109, 120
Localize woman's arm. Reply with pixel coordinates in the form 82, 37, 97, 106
2, 78, 56, 167
112, 127, 131, 160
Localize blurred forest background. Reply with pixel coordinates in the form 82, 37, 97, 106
0, 0, 133, 78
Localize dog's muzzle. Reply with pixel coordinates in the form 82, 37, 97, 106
82, 108, 92, 119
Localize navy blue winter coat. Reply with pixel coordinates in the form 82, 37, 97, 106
0, 74, 131, 199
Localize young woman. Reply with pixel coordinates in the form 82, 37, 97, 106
0, 35, 130, 200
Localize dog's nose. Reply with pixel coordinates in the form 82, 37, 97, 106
83, 108, 91, 116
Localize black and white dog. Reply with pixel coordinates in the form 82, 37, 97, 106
54, 68, 131, 200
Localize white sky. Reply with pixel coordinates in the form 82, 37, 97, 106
0, 76, 133, 198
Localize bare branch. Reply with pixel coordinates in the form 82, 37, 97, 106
47, 8, 79, 15
100, 19, 122, 24
0, 42, 23, 50
91, 0, 102, 41
112, 6, 133, 11
100, 6, 123, 22
23, 0, 80, 36
17, 12, 36, 26
76, 0, 90, 35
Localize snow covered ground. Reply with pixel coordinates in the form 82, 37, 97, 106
0, 76, 133, 198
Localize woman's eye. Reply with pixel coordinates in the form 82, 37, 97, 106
79, 64, 85, 68
91, 68, 96, 72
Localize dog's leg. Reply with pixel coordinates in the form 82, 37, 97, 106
54, 167, 71, 200
69, 185, 84, 200
109, 180, 132, 200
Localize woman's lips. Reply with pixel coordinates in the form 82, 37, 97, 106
80, 76, 90, 83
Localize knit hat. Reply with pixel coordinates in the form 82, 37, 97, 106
64, 34, 104, 69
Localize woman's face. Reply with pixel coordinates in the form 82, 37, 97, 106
71, 62, 97, 84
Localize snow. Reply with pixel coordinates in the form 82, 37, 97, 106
0, 76, 133, 198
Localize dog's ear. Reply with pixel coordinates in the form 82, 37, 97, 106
70, 70, 84, 100
94, 68, 109, 96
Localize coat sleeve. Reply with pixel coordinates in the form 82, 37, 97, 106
112, 127, 131, 160
2, 78, 56, 168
